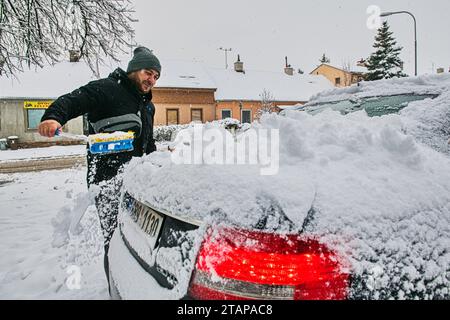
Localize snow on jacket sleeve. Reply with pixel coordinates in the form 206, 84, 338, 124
41, 80, 104, 125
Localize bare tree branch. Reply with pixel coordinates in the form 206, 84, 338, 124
256, 89, 276, 120
0, 0, 135, 77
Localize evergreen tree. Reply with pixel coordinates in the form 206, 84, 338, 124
320, 53, 330, 64
365, 21, 407, 81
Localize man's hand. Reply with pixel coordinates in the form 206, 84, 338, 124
38, 120, 61, 138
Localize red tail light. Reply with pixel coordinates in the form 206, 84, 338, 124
188, 227, 349, 300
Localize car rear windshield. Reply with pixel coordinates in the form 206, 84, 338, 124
361, 94, 438, 117
306, 94, 437, 117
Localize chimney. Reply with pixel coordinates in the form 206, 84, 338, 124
437, 67, 445, 74
284, 56, 294, 76
69, 49, 81, 63
234, 54, 244, 73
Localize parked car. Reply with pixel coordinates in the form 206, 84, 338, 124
285, 74, 450, 156
108, 75, 450, 300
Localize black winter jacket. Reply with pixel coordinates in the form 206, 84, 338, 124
41, 68, 156, 185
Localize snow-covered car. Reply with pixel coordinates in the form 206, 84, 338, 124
286, 74, 450, 156
108, 76, 450, 300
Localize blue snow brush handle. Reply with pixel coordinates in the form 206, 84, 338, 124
54, 128, 88, 141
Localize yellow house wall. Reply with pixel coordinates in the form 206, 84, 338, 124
311, 65, 355, 87
152, 88, 216, 125
215, 101, 259, 122
154, 103, 216, 126
215, 101, 302, 122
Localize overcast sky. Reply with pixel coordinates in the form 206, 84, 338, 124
130, 0, 449, 76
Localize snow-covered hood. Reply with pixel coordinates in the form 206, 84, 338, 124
122, 110, 450, 232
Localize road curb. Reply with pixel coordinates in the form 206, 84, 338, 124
0, 155, 86, 173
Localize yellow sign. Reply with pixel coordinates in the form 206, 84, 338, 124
24, 101, 53, 109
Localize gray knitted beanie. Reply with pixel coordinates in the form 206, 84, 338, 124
127, 47, 161, 75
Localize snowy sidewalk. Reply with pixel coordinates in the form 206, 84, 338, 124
0, 144, 170, 173
0, 145, 86, 162
0, 168, 108, 299
0, 145, 87, 174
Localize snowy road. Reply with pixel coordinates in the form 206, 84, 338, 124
0, 168, 108, 299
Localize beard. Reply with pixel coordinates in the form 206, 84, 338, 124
137, 79, 152, 94
129, 73, 152, 94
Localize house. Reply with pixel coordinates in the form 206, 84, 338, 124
310, 61, 366, 87
154, 57, 332, 124
209, 57, 333, 122
152, 60, 217, 126
0, 57, 332, 146
0, 61, 101, 147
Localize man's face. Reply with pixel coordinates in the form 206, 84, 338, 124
130, 69, 159, 93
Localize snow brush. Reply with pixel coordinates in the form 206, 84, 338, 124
55, 129, 135, 154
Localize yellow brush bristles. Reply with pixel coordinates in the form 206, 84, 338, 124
88, 131, 134, 144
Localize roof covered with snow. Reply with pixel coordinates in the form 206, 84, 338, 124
156, 59, 216, 90
351, 65, 368, 73
311, 63, 367, 75
0, 62, 120, 100
206, 67, 333, 102
1, 60, 332, 102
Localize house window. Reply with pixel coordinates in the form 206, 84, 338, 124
166, 109, 179, 125
241, 110, 252, 124
221, 109, 232, 119
27, 109, 46, 129
24, 100, 53, 130
191, 109, 203, 123
335, 77, 341, 85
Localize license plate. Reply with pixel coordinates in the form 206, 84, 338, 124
133, 200, 164, 249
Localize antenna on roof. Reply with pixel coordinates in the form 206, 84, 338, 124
219, 47, 232, 69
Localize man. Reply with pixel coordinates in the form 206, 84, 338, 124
38, 46, 161, 285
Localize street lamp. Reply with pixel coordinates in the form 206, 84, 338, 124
380, 11, 417, 76
219, 47, 232, 69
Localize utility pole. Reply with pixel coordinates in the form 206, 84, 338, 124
380, 11, 418, 76
219, 47, 232, 69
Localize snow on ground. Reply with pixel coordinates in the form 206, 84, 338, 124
0, 145, 86, 162
0, 168, 108, 299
